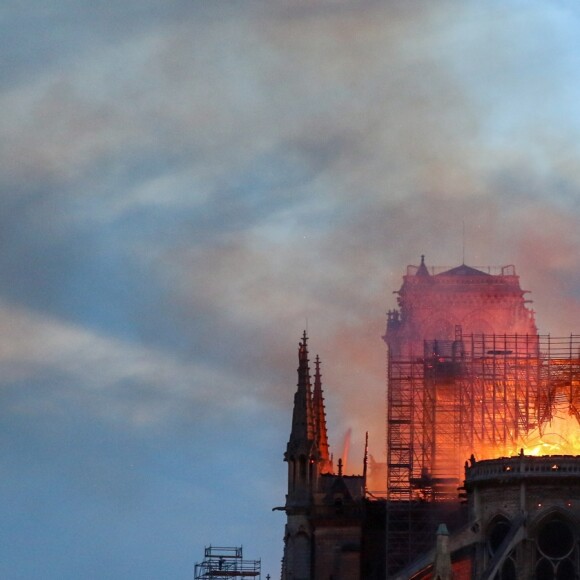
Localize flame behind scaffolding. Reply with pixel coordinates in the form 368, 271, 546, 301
387, 333, 580, 503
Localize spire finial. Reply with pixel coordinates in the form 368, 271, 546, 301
417, 254, 430, 277
299, 330, 308, 359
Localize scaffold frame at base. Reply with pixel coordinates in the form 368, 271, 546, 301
194, 546, 261, 579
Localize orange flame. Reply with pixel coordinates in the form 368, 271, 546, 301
514, 411, 580, 457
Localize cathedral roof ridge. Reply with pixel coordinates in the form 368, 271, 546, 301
407, 263, 517, 277
436, 263, 492, 277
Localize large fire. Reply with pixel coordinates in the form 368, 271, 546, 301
474, 405, 580, 462
514, 409, 580, 457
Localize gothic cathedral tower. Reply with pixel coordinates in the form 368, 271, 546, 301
281, 333, 368, 580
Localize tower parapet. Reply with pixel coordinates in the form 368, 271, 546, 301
384, 257, 537, 357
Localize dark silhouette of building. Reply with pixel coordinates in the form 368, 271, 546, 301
280, 332, 383, 580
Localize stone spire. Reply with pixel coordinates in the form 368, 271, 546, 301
285, 332, 319, 509
282, 333, 317, 578
288, 331, 316, 452
312, 355, 332, 473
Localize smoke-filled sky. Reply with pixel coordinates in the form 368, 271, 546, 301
5, 0, 580, 577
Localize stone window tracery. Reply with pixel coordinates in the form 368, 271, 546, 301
534, 517, 579, 580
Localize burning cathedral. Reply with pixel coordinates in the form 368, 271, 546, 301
279, 257, 580, 580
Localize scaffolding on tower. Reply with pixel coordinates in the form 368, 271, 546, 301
385, 333, 580, 577
194, 546, 261, 580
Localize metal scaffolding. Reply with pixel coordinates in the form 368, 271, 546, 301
194, 546, 261, 580
386, 333, 580, 576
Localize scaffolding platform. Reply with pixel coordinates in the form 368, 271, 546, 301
194, 546, 261, 580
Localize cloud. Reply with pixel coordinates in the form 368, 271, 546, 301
3, 0, 580, 443
0, 299, 273, 429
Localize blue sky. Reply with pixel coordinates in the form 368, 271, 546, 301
4, 1, 580, 577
